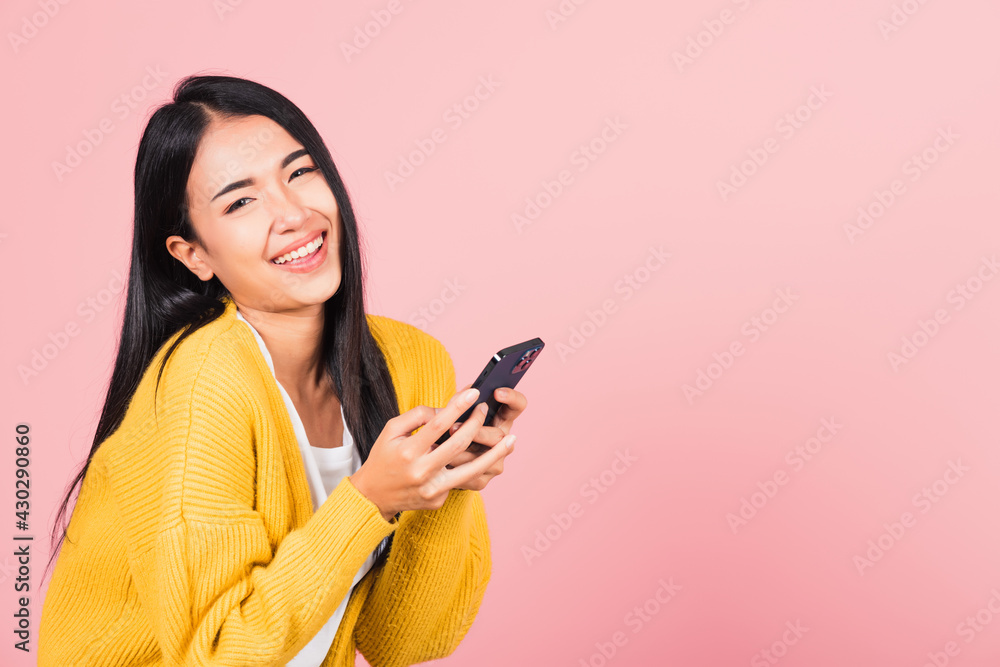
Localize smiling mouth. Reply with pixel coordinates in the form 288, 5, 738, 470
271, 231, 326, 265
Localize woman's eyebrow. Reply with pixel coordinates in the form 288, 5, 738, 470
210, 148, 311, 203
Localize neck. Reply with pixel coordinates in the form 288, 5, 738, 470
236, 300, 329, 398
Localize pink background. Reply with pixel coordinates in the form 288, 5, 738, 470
3, 0, 1000, 665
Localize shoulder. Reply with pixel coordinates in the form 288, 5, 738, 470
149, 300, 262, 412
100, 302, 262, 520
366, 314, 456, 408
366, 314, 451, 364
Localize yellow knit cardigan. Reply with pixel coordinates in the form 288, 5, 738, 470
39, 295, 491, 666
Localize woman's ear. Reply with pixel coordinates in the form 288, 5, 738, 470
165, 235, 215, 281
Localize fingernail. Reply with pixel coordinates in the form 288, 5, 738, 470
464, 388, 479, 403
478, 403, 488, 415
506, 434, 517, 449
497, 388, 508, 398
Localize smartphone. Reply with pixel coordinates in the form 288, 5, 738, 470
434, 337, 544, 446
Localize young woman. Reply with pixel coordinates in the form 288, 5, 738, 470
38, 74, 524, 666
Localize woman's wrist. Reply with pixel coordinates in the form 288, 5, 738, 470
349, 470, 395, 522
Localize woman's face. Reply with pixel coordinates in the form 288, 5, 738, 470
168, 114, 342, 312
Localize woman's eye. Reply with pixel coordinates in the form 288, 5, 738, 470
225, 197, 252, 214
291, 166, 317, 179
223, 168, 316, 214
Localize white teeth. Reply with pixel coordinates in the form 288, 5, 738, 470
273, 234, 324, 264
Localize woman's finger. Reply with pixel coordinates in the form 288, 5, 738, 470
453, 440, 511, 489
449, 422, 506, 446
490, 387, 527, 432
443, 433, 515, 489
424, 396, 490, 472
445, 441, 492, 468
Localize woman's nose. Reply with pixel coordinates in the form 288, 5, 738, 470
267, 189, 308, 230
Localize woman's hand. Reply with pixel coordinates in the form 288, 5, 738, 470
439, 383, 527, 490
348, 387, 516, 521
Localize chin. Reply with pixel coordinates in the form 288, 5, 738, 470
310, 275, 344, 304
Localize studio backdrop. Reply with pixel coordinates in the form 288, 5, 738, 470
3, 0, 1000, 665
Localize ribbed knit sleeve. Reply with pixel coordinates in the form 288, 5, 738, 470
107, 336, 399, 666
353, 326, 492, 667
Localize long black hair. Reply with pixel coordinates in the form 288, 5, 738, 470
45, 73, 402, 582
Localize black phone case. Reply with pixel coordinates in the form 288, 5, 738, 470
433, 337, 544, 445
